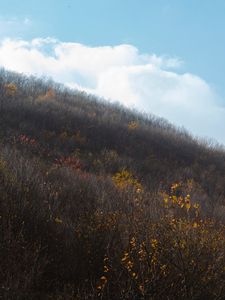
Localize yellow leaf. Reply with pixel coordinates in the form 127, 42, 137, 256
193, 222, 198, 228
55, 217, 63, 224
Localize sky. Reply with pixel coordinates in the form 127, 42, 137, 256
0, 0, 225, 145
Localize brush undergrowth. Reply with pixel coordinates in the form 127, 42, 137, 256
1, 69, 225, 299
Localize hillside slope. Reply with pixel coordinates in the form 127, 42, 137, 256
1, 69, 225, 299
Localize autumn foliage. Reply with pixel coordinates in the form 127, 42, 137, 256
1, 69, 225, 299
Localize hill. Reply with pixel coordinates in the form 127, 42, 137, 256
1, 69, 225, 299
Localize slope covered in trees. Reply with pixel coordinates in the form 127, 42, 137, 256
1, 69, 225, 299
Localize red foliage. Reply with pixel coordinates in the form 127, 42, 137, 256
55, 156, 83, 171
19, 135, 37, 146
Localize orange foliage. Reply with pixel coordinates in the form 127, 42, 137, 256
37, 88, 55, 101
4, 83, 17, 97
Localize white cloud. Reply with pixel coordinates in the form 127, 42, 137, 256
0, 37, 224, 145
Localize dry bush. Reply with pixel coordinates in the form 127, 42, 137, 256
1, 69, 225, 299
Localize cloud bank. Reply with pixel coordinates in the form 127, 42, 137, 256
0, 38, 224, 144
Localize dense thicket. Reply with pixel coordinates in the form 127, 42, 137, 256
1, 69, 225, 299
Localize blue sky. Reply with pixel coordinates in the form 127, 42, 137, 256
0, 0, 225, 144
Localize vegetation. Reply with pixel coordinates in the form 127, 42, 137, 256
1, 69, 225, 299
